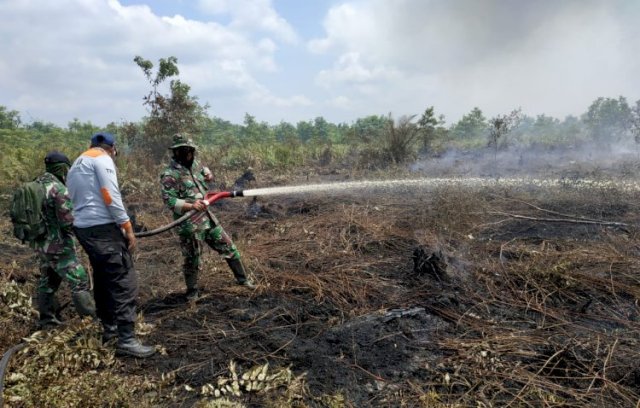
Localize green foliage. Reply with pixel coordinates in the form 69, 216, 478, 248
583, 96, 632, 141
487, 109, 522, 177
203, 117, 242, 145
0, 141, 42, 185
296, 120, 315, 143
241, 113, 274, 144
450, 107, 487, 140
417, 106, 448, 154
1, 93, 639, 191
383, 114, 420, 164
487, 108, 521, 150
271, 144, 306, 168
3, 320, 157, 408
0, 106, 21, 129
312, 116, 330, 144
113, 120, 143, 152
67, 118, 100, 138
24, 120, 58, 133
208, 142, 307, 171
0, 279, 35, 325
632, 100, 640, 144
349, 115, 388, 144
509, 114, 586, 148
273, 121, 297, 143
134, 55, 209, 160
0, 127, 87, 193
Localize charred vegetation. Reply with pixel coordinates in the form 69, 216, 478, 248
2, 163, 640, 407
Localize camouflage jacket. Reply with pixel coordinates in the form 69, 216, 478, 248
32, 172, 76, 254
160, 158, 214, 235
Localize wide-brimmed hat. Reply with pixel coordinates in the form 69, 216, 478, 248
169, 133, 197, 150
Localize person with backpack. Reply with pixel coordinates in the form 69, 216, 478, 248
10, 151, 96, 328
67, 132, 155, 359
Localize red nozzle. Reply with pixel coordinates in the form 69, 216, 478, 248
203, 190, 244, 205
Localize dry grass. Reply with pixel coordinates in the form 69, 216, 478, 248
1, 167, 640, 407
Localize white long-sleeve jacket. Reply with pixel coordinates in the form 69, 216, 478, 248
67, 147, 131, 230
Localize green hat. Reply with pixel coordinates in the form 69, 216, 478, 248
169, 133, 197, 150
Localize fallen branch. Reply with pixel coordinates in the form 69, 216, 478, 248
486, 211, 628, 227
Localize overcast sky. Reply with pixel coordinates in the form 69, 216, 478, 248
0, 0, 638, 128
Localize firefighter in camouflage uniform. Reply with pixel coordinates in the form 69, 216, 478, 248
34, 151, 96, 328
160, 134, 255, 300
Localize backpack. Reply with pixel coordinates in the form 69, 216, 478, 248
10, 180, 47, 243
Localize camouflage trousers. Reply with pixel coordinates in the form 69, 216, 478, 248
179, 225, 241, 289
35, 241, 89, 294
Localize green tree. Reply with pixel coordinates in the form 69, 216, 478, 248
488, 109, 522, 177
0, 106, 21, 129
583, 96, 632, 142
24, 121, 58, 133
488, 109, 522, 150
134, 55, 209, 160
333, 122, 350, 144
240, 113, 273, 144
296, 120, 314, 143
629, 99, 640, 145
530, 114, 565, 145
417, 106, 446, 154
202, 116, 240, 145
383, 114, 420, 164
111, 121, 142, 152
350, 115, 388, 144
274, 121, 297, 144
312, 117, 330, 143
67, 119, 99, 139
559, 115, 585, 146
451, 107, 487, 141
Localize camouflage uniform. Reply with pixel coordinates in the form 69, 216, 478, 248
32, 157, 95, 328
33, 172, 89, 294
160, 135, 251, 295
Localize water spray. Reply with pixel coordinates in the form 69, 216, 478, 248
136, 176, 639, 238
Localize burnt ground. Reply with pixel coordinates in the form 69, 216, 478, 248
126, 192, 453, 407
2, 172, 640, 407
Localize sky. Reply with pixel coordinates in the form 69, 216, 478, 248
0, 0, 639, 128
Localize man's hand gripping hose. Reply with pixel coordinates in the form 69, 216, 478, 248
134, 190, 244, 238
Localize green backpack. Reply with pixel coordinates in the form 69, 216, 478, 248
10, 180, 47, 243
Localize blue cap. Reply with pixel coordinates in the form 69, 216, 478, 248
90, 132, 116, 147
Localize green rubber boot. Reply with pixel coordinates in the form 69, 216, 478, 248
71, 290, 96, 318
37, 292, 62, 329
226, 258, 255, 289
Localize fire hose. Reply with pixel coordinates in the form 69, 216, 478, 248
134, 190, 244, 237
0, 344, 26, 407
0, 190, 244, 407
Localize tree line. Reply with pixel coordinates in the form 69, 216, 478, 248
1, 56, 640, 180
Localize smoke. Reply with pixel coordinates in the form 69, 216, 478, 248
410, 140, 640, 180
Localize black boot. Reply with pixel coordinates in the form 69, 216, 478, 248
185, 288, 200, 301
102, 323, 118, 344
184, 268, 199, 299
116, 323, 155, 358
71, 290, 96, 318
226, 258, 255, 289
37, 292, 62, 329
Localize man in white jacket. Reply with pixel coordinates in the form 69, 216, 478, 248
67, 132, 154, 358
